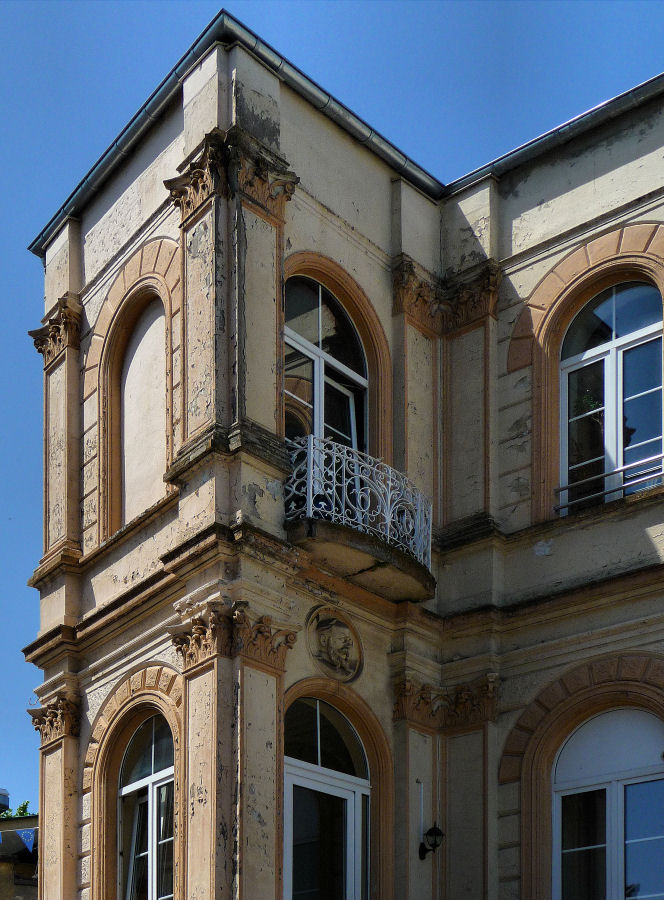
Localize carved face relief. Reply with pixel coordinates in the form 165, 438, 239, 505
306, 607, 362, 682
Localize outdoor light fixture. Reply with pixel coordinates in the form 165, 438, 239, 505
419, 824, 444, 860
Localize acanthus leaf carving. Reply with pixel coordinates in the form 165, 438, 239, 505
392, 256, 445, 335
171, 601, 296, 673
29, 293, 82, 366
437, 260, 502, 333
165, 126, 298, 223
392, 673, 499, 731
29, 695, 80, 745
232, 608, 296, 672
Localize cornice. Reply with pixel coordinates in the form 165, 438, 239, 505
29, 293, 82, 368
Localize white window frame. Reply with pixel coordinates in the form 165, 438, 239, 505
283, 756, 370, 900
559, 319, 663, 513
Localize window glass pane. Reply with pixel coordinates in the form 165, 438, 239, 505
623, 392, 662, 452
292, 785, 346, 900
286, 277, 319, 345
625, 779, 664, 842
121, 720, 154, 787
561, 791, 606, 900
569, 362, 605, 420
614, 283, 662, 338
568, 413, 605, 470
623, 339, 662, 399
562, 290, 614, 359
324, 382, 353, 446
562, 789, 606, 850
128, 855, 149, 900
319, 702, 367, 778
562, 847, 606, 900
285, 347, 315, 441
153, 718, 174, 774
285, 699, 318, 765
122, 790, 149, 900
320, 288, 365, 377
157, 782, 174, 841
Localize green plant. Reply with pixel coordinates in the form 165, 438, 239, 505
0, 800, 30, 819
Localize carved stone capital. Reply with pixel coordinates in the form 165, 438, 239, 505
171, 606, 233, 670
232, 608, 296, 672
392, 679, 442, 729
437, 261, 502, 333
392, 256, 445, 335
29, 293, 82, 366
393, 673, 499, 732
165, 127, 298, 223
440, 673, 499, 732
29, 695, 80, 745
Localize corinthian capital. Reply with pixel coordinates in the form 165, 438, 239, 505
29, 293, 82, 366
436, 260, 502, 333
29, 695, 80, 745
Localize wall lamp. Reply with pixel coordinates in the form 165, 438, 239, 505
419, 824, 444, 860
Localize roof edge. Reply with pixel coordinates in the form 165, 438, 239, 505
29, 10, 445, 257
444, 69, 664, 195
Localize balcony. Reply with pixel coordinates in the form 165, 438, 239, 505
284, 436, 434, 602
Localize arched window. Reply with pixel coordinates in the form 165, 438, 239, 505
119, 714, 174, 900
283, 697, 370, 899
552, 708, 664, 900
559, 282, 663, 512
284, 277, 368, 451
120, 298, 167, 524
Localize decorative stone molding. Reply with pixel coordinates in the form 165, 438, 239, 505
29, 293, 82, 366
393, 672, 499, 732
29, 695, 80, 745
437, 260, 502, 333
232, 608, 296, 672
171, 608, 233, 670
171, 601, 297, 673
392, 679, 441, 730
392, 256, 446, 336
82, 665, 183, 795
165, 126, 298, 223
306, 606, 363, 682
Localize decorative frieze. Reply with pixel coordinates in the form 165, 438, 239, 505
437, 260, 502, 333
393, 673, 499, 732
172, 602, 296, 673
29, 695, 80, 745
29, 293, 82, 366
165, 126, 298, 223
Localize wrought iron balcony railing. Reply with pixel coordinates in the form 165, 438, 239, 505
284, 435, 432, 570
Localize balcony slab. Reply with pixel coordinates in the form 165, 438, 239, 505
287, 518, 436, 603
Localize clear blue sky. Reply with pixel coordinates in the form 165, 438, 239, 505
2, 0, 664, 811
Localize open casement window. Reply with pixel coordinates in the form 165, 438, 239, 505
119, 715, 174, 900
284, 277, 368, 451
552, 708, 664, 900
558, 282, 663, 514
284, 698, 370, 900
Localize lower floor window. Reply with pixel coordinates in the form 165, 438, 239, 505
553, 708, 664, 900
119, 715, 174, 900
284, 698, 370, 899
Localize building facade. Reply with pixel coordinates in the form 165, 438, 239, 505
24, 11, 664, 899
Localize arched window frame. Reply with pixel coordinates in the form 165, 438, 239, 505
283, 678, 394, 900
551, 708, 664, 900
88, 671, 183, 900
558, 281, 663, 513
283, 254, 393, 464
99, 280, 173, 538
505, 228, 664, 521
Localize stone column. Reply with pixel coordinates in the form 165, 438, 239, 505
172, 594, 295, 899
29, 695, 80, 900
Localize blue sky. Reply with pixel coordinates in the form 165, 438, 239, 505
2, 0, 664, 810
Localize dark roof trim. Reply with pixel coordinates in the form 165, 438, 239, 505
29, 9, 445, 257
30, 10, 664, 256
444, 69, 664, 195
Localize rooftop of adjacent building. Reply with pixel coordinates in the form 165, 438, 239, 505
29, 7, 664, 258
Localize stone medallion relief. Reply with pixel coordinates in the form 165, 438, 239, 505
306, 607, 363, 682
